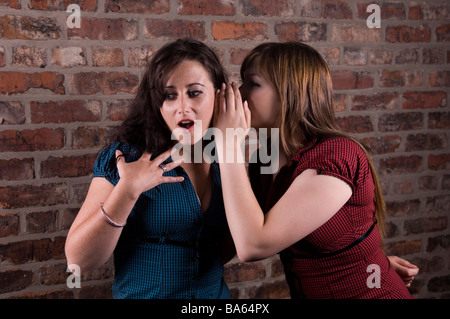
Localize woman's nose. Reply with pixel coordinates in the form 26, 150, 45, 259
177, 96, 191, 113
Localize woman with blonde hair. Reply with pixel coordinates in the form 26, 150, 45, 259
214, 42, 416, 298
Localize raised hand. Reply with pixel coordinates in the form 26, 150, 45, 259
213, 83, 251, 163
115, 149, 184, 198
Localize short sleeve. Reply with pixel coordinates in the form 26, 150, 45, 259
293, 138, 369, 192
92, 142, 142, 186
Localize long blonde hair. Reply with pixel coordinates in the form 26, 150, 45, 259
241, 42, 386, 237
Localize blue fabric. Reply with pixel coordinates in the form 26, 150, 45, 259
93, 142, 231, 299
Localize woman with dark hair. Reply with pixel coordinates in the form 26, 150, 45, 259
214, 42, 417, 299
65, 39, 234, 299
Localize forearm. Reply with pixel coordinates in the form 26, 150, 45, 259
65, 180, 138, 273
219, 160, 266, 261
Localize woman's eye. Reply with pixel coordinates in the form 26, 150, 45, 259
165, 93, 177, 100
188, 90, 202, 97
250, 81, 260, 87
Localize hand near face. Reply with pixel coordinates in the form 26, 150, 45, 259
115, 149, 184, 198
213, 83, 251, 162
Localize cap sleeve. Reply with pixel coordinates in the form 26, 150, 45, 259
293, 138, 369, 192
92, 142, 121, 186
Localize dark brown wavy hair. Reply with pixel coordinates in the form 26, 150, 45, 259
114, 38, 228, 153
241, 42, 386, 238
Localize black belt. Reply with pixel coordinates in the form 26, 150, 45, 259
122, 236, 218, 250
281, 221, 377, 260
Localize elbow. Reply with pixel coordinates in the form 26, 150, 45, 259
235, 244, 266, 262
65, 242, 97, 275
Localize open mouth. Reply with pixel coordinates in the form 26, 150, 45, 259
177, 119, 195, 130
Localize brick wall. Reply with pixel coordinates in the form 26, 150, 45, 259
0, 0, 449, 299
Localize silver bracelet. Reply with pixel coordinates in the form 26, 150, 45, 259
100, 202, 126, 227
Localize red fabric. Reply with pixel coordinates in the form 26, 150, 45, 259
250, 137, 413, 299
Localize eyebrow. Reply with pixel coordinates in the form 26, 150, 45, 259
164, 83, 206, 89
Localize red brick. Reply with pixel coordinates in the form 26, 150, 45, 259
360, 135, 401, 155
409, 3, 450, 20
436, 24, 450, 42
0, 213, 19, 237
178, 0, 235, 15
428, 153, 450, 170
0, 72, 65, 95
51, 46, 87, 68
92, 46, 124, 67
71, 126, 116, 149
331, 70, 373, 89
12, 45, 47, 68
0, 46, 5, 67
386, 25, 431, 43
0, 101, 25, 124
68, 18, 138, 40
379, 70, 423, 88
224, 261, 265, 283
385, 199, 421, 217
128, 46, 155, 67
0, 128, 65, 152
405, 133, 448, 151
428, 112, 450, 129
385, 240, 422, 256
105, 0, 168, 13
0, 15, 60, 40
379, 155, 423, 174
423, 47, 445, 65
426, 195, 449, 215
0, 237, 66, 264
0, 158, 34, 180
368, 48, 393, 65
106, 99, 131, 121
241, 0, 294, 17
357, 1, 406, 20
419, 176, 438, 191
352, 92, 398, 111
68, 72, 139, 95
0, 0, 21, 9
29, 0, 97, 11
230, 48, 252, 65
402, 91, 446, 109
378, 112, 423, 131
332, 24, 381, 42
394, 48, 419, 64
404, 217, 448, 235
31, 100, 101, 123
428, 71, 450, 87
26, 210, 57, 233
41, 154, 97, 178
323, 0, 352, 19
0, 183, 68, 209
212, 21, 267, 40
275, 22, 327, 42
144, 19, 205, 40
0, 269, 34, 294
336, 115, 373, 133
247, 279, 290, 299
427, 234, 450, 253
344, 47, 367, 66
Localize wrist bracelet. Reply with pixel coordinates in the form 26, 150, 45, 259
100, 202, 126, 227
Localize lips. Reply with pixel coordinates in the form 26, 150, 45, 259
177, 119, 195, 130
